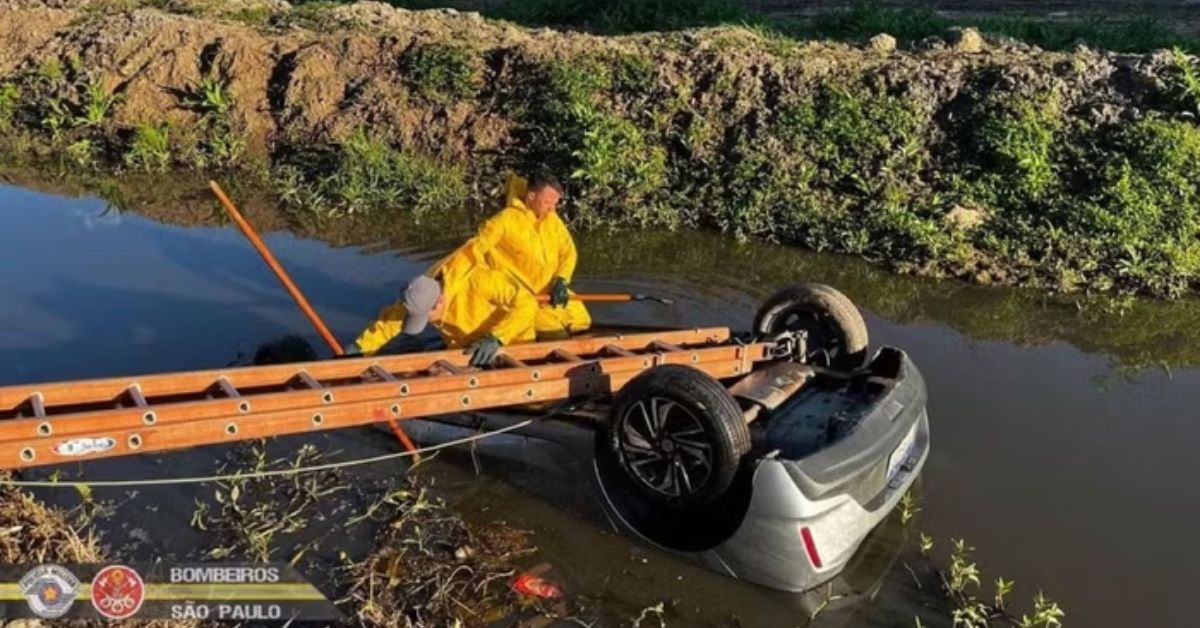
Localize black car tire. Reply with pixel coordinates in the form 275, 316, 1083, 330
753, 282, 869, 370
598, 365, 749, 510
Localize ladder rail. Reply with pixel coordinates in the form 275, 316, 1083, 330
0, 328, 730, 411
0, 344, 768, 446
2, 355, 754, 470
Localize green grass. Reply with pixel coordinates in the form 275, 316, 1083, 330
224, 6, 274, 27
513, 57, 668, 223
182, 71, 244, 168
66, 138, 96, 167
402, 44, 476, 104
714, 84, 939, 257
78, 78, 119, 128
1083, 116, 1200, 296
786, 1, 1200, 54
405, 0, 1200, 54
1167, 48, 1200, 115
37, 58, 64, 86
3, 55, 119, 146
968, 93, 1064, 204
274, 127, 467, 217
184, 71, 234, 118
909, 534, 1065, 628
124, 122, 172, 172
0, 83, 18, 131
272, 1, 342, 30
489, 0, 748, 33
41, 99, 71, 141
114, 0, 1200, 54
8, 0, 1200, 299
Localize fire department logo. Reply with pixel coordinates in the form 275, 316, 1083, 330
90, 565, 145, 620
19, 564, 80, 618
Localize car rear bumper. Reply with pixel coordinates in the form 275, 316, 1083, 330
701, 351, 930, 591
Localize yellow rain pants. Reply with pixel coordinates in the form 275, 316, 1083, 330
352, 249, 537, 355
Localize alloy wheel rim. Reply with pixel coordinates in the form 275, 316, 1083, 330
617, 396, 713, 499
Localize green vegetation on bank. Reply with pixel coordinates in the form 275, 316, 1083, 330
68, 0, 1200, 55
65, 0, 1196, 55
274, 128, 467, 217
182, 70, 246, 168
369, 0, 1200, 54
403, 43, 478, 103
789, 1, 1197, 54
510, 55, 668, 224
8, 1, 1200, 298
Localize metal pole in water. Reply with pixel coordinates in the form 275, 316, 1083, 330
208, 180, 423, 456
208, 180, 346, 356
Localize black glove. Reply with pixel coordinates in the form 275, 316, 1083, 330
468, 334, 502, 367
550, 277, 570, 308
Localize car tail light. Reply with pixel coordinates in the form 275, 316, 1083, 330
800, 526, 823, 569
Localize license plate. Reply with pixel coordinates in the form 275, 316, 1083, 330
886, 425, 918, 481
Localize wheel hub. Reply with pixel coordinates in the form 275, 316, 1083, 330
616, 397, 714, 499
767, 330, 808, 362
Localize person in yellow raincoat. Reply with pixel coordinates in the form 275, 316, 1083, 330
462, 172, 591, 339
347, 247, 536, 366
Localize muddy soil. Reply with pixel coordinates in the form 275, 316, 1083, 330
0, 0, 1174, 164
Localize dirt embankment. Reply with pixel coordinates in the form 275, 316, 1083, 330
3, 0, 1200, 297
0, 0, 1065, 158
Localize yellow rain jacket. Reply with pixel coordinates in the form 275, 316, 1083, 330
462, 175, 578, 293
462, 174, 591, 334
352, 249, 537, 355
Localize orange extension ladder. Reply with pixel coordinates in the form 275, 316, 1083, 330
0, 329, 773, 471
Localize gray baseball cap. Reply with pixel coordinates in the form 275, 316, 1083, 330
401, 275, 443, 335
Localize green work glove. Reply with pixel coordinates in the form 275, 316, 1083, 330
550, 277, 570, 308
468, 334, 502, 367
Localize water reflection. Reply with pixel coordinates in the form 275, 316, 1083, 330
15, 168, 1200, 371
3, 176, 1199, 627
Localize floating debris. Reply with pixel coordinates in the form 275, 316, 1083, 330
0, 472, 100, 564
344, 478, 577, 627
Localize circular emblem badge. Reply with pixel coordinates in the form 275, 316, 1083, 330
90, 565, 145, 620
19, 565, 80, 619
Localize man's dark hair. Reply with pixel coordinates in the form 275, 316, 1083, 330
528, 171, 563, 194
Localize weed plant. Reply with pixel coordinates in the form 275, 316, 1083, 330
403, 43, 476, 104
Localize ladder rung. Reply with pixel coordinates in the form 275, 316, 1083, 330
295, 372, 321, 390
496, 354, 528, 368
602, 344, 636, 357
215, 377, 240, 398
551, 349, 584, 363
432, 360, 464, 375
650, 340, 683, 353
29, 393, 45, 418
127, 385, 148, 408
368, 366, 397, 382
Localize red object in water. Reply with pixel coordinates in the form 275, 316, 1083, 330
512, 573, 563, 599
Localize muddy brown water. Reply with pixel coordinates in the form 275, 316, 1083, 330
1, 181, 1198, 627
